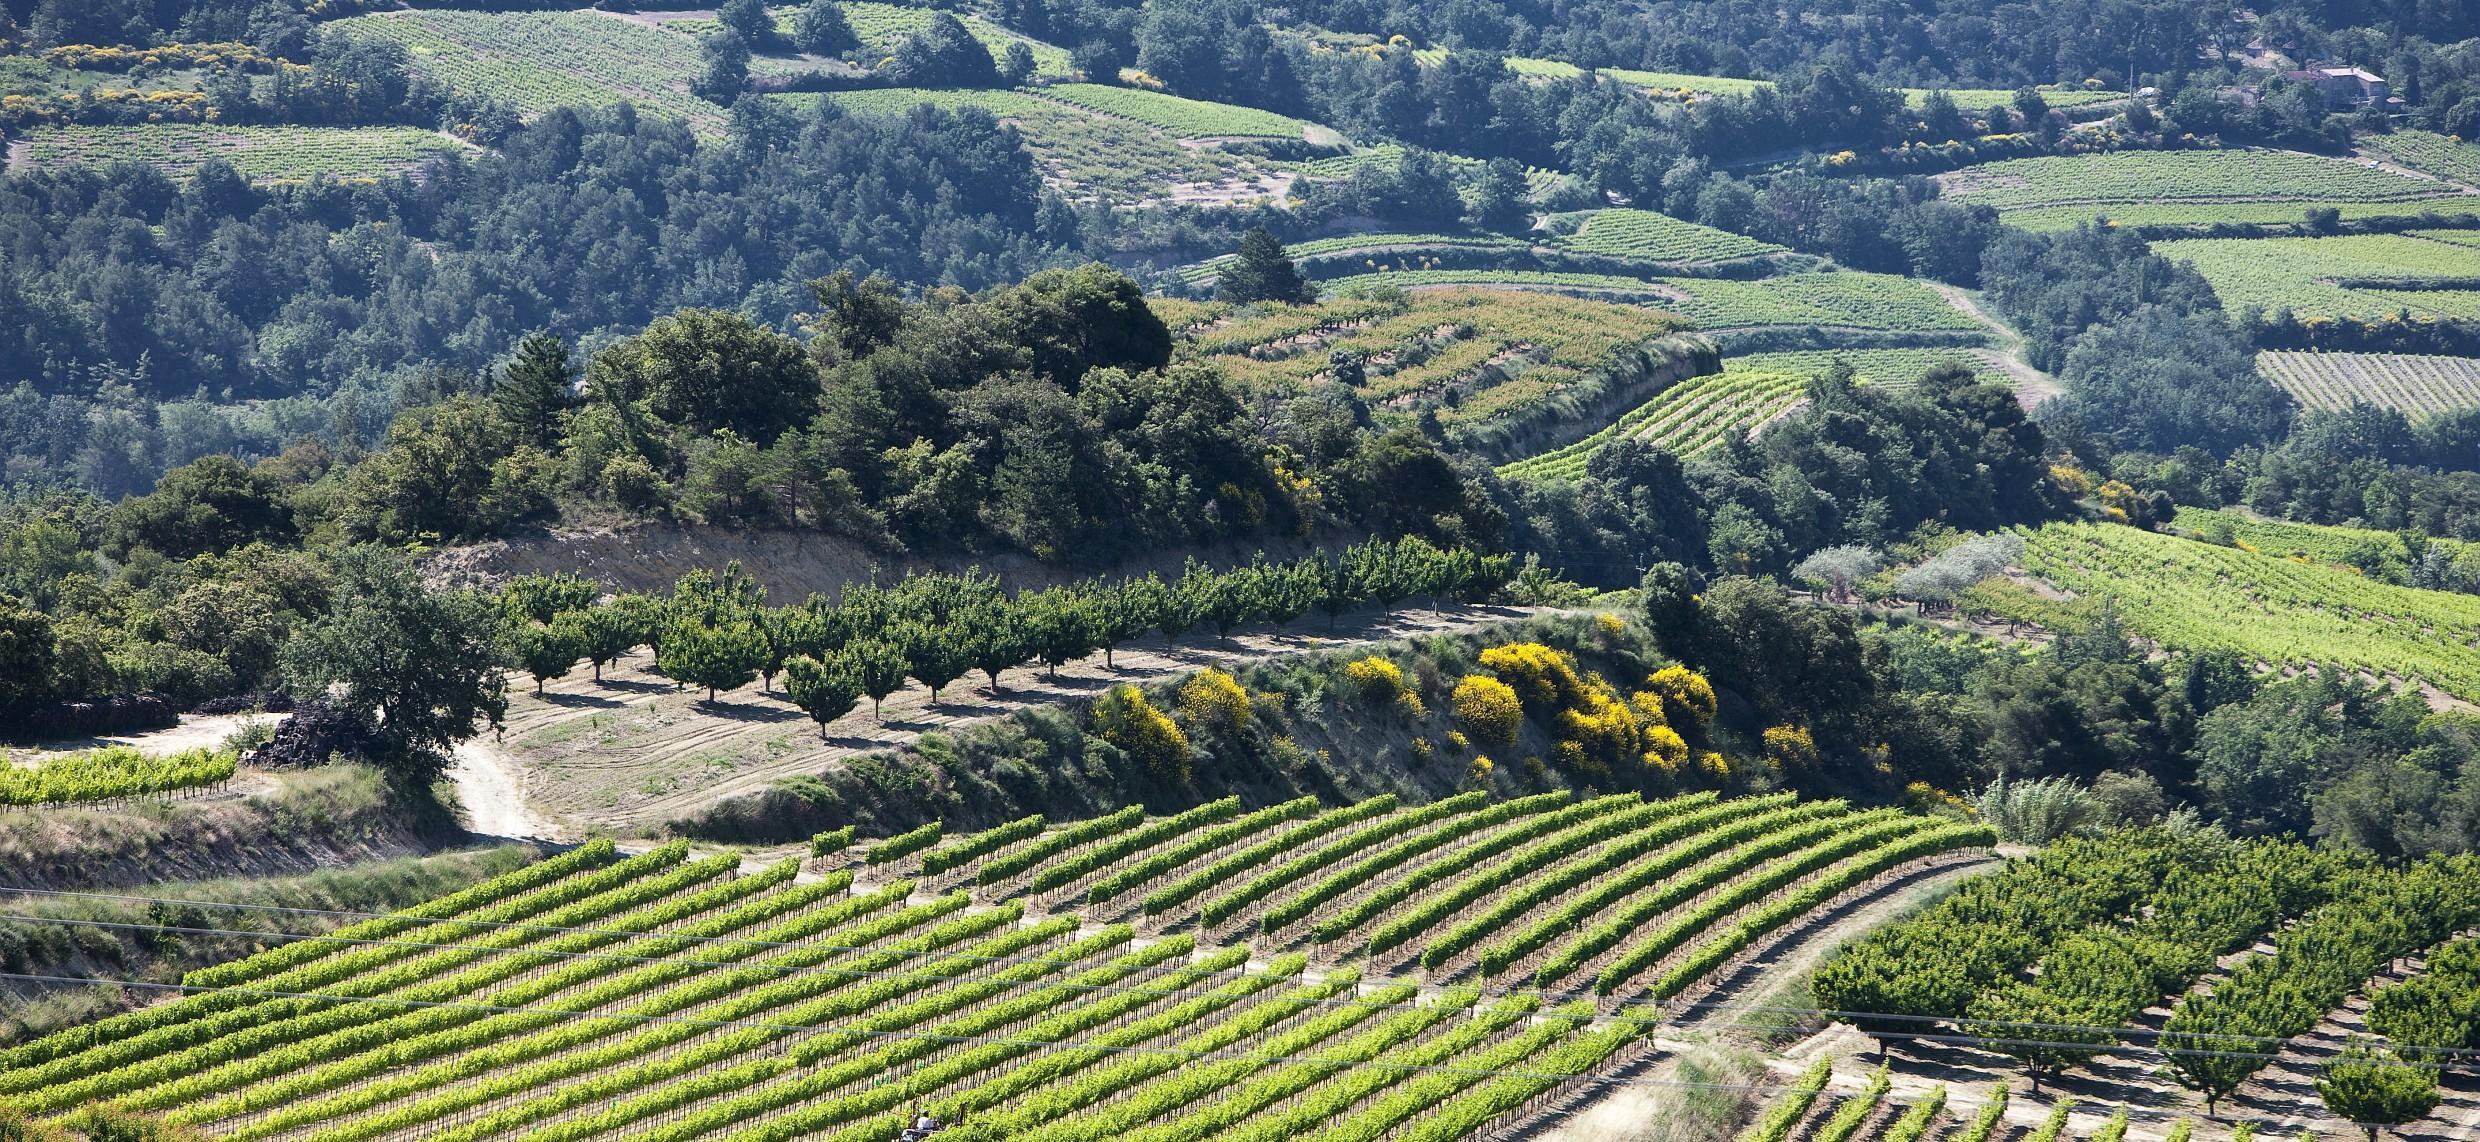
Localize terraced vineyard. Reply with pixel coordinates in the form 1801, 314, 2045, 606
2257, 349, 2480, 415
832, 2, 1071, 76
1498, 368, 1809, 480
1725, 349, 2007, 390
1166, 287, 1701, 431
1656, 272, 1985, 334
1444, 52, 2118, 112
1999, 199, 2480, 230
2168, 507, 2475, 575
1324, 268, 1680, 297
2002, 521, 2480, 702
1038, 83, 1332, 140
2360, 129, 2480, 186
795, 89, 1297, 202
332, 10, 726, 135
0, 794, 1992, 1140
1551, 209, 1788, 264
2151, 233, 2480, 320
1937, 149, 2480, 228
15, 124, 471, 183
1317, 268, 1982, 336
1174, 232, 1535, 286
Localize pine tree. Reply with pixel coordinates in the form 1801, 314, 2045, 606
494, 333, 576, 449
1216, 228, 1313, 304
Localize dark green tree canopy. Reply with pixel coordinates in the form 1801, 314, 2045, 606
107, 454, 295, 560
588, 309, 820, 446
1217, 228, 1315, 305
884, 12, 999, 87
792, 0, 859, 55
279, 546, 509, 782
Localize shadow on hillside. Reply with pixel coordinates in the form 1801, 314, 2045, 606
541, 691, 625, 709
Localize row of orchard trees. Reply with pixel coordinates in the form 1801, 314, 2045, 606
496, 539, 1515, 736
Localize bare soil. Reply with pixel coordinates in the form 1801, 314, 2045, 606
478, 603, 1554, 837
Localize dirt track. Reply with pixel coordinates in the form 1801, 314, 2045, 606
469, 603, 1554, 837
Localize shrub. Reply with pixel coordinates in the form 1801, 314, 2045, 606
1477, 641, 1588, 712
1096, 684, 1191, 782
1762, 725, 1819, 770
1342, 655, 1404, 703
1642, 664, 1718, 727
1645, 724, 1689, 771
1175, 668, 1251, 732
1451, 674, 1522, 750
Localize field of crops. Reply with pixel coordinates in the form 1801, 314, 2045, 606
1552, 209, 1787, 264
1443, 52, 2117, 112
2168, 507, 2476, 573
0, 745, 237, 805
1323, 268, 1681, 297
794, 89, 1293, 202
1498, 368, 1810, 480
1999, 199, 2480, 231
1725, 349, 2006, 390
1174, 232, 1535, 286
2005, 520, 2480, 701
1817, 829, 2480, 1132
1037, 83, 1328, 140
2258, 349, 2480, 415
14, 124, 470, 183
837, 2, 1071, 76
1168, 287, 1694, 429
2150, 233, 2480, 320
1915, 86, 2127, 110
333, 10, 726, 135
2360, 129, 2480, 186
1656, 272, 1985, 334
0, 793, 1991, 1140
1938, 149, 2471, 222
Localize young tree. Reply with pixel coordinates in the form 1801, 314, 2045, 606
656, 616, 766, 702
694, 31, 752, 103
896, 620, 972, 705
502, 571, 599, 625
280, 546, 509, 784
1160, 563, 1211, 650
1216, 227, 1313, 305
783, 653, 863, 738
1024, 587, 1099, 678
512, 620, 583, 695
791, 0, 857, 55
1093, 579, 1160, 669
963, 599, 1033, 693
494, 332, 576, 449
574, 602, 642, 682
2318, 1045, 2439, 1142
845, 637, 909, 720
761, 604, 828, 691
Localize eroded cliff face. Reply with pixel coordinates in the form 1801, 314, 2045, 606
421, 521, 1352, 601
